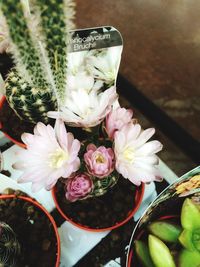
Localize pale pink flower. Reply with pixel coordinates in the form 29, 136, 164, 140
13, 120, 81, 192
114, 123, 163, 185
84, 144, 115, 178
48, 86, 118, 128
65, 173, 93, 202
106, 107, 133, 139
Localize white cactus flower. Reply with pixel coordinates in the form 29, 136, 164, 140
48, 86, 118, 128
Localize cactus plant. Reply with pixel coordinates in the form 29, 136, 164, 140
0, 0, 75, 123
0, 222, 21, 267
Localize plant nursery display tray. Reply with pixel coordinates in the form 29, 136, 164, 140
0, 131, 178, 267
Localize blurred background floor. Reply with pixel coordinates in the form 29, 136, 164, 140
76, 0, 200, 176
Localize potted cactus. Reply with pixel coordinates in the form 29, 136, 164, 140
0, 0, 163, 231
127, 166, 200, 267
12, 108, 163, 231
0, 0, 75, 145
0, 192, 60, 267
0, 222, 21, 267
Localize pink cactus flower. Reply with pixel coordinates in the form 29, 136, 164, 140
65, 173, 93, 202
84, 144, 115, 178
106, 107, 133, 139
13, 119, 81, 192
114, 123, 163, 186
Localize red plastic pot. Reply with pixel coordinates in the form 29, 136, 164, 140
0, 96, 26, 148
0, 194, 60, 267
52, 183, 145, 232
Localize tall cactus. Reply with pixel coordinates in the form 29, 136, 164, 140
0, 0, 75, 123
34, 0, 75, 103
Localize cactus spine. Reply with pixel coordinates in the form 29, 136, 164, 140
0, 0, 75, 123
0, 222, 21, 267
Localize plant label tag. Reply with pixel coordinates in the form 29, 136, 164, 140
66, 26, 123, 89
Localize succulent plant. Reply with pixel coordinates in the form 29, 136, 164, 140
0, 222, 20, 267
0, 0, 75, 124
135, 197, 200, 267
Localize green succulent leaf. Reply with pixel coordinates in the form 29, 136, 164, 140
193, 229, 200, 252
135, 240, 155, 267
148, 221, 182, 243
179, 229, 196, 251
148, 235, 176, 267
181, 198, 200, 231
178, 249, 200, 267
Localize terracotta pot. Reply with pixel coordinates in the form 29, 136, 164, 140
0, 194, 60, 267
52, 182, 145, 232
0, 96, 26, 148
126, 166, 200, 267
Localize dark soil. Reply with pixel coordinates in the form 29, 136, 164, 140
55, 177, 140, 229
0, 99, 34, 143
0, 191, 58, 267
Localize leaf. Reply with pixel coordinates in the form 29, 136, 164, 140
135, 240, 155, 267
148, 235, 176, 267
178, 249, 200, 267
181, 198, 200, 230
148, 221, 182, 243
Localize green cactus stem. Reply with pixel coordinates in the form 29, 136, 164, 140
0, 0, 75, 124
5, 70, 57, 123
32, 0, 75, 104
0, 0, 47, 88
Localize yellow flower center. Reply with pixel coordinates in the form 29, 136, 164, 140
49, 148, 69, 169
95, 153, 106, 164
82, 107, 92, 118
123, 147, 135, 163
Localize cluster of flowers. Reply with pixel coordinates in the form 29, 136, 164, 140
14, 105, 163, 202
11, 40, 162, 202
48, 46, 122, 128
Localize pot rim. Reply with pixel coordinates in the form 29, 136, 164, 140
52, 182, 145, 232
0, 95, 26, 149
0, 194, 60, 267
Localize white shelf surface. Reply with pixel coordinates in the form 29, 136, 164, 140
1, 143, 178, 267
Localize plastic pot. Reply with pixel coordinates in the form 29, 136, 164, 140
0, 96, 26, 148
52, 182, 145, 232
0, 194, 60, 267
127, 215, 178, 267
126, 166, 200, 267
